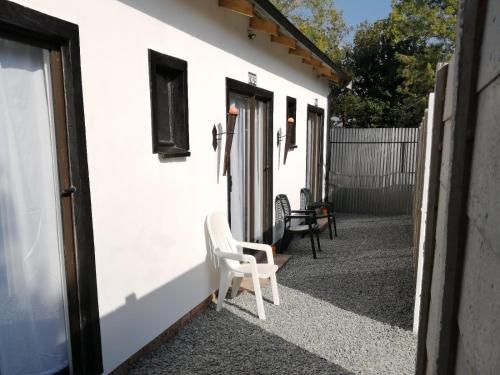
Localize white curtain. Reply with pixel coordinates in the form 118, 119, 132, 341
229, 94, 248, 241
253, 100, 265, 242
229, 96, 266, 243
0, 38, 69, 374
306, 114, 313, 194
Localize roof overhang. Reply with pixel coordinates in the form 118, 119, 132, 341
218, 0, 349, 84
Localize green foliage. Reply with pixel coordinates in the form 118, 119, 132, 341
390, 0, 458, 110
333, 0, 458, 128
272, 0, 458, 128
271, 0, 349, 63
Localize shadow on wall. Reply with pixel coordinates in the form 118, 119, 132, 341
100, 261, 218, 372
100, 218, 222, 373
128, 306, 354, 374
117, 0, 324, 92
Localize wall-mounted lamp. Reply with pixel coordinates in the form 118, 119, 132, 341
248, 29, 256, 40
277, 117, 295, 164
212, 105, 239, 176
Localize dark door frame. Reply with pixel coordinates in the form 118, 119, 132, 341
225, 78, 274, 244
306, 104, 325, 201
0, 1, 103, 374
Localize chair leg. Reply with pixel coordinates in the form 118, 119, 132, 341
216, 271, 231, 312
231, 277, 243, 298
270, 274, 280, 305
251, 273, 266, 320
308, 228, 317, 259
280, 230, 291, 253
332, 214, 338, 237
327, 215, 333, 240
315, 230, 322, 252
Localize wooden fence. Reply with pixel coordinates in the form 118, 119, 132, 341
326, 127, 419, 214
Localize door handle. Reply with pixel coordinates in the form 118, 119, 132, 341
61, 185, 77, 197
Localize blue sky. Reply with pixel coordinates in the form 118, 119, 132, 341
335, 0, 392, 43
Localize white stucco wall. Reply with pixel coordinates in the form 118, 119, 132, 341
10, 0, 330, 372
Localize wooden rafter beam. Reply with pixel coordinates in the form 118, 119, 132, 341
288, 46, 312, 59
312, 65, 343, 83
249, 17, 279, 36
218, 0, 346, 83
302, 57, 322, 67
313, 65, 330, 76
219, 0, 254, 17
329, 72, 342, 83
270, 34, 296, 49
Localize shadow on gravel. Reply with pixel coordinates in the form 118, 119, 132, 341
279, 216, 415, 331
279, 266, 414, 330
130, 307, 354, 375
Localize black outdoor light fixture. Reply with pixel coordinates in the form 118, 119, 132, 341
277, 116, 295, 164
212, 104, 239, 176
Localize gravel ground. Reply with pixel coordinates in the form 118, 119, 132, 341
130, 214, 417, 375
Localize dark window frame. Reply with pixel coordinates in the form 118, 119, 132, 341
286, 96, 297, 148
0, 1, 103, 374
148, 49, 190, 157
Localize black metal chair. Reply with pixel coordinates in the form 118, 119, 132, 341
275, 194, 321, 259
300, 188, 337, 239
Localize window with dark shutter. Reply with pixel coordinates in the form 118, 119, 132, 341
286, 96, 297, 148
148, 49, 190, 157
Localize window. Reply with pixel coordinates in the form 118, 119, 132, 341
286, 96, 297, 148
148, 49, 190, 157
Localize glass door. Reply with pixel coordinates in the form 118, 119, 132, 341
0, 38, 71, 374
229, 93, 270, 242
306, 107, 325, 201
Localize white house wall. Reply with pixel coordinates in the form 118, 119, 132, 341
10, 0, 330, 372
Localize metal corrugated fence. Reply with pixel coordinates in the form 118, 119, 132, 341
327, 127, 419, 214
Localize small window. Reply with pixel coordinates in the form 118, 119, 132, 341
286, 96, 297, 148
148, 49, 190, 157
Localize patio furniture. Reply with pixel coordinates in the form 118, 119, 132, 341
275, 194, 321, 259
206, 211, 279, 320
300, 188, 338, 239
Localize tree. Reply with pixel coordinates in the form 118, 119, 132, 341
333, 0, 458, 128
271, 0, 349, 63
272, 0, 458, 128
331, 20, 408, 128
390, 0, 458, 119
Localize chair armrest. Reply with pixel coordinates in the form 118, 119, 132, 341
285, 214, 314, 220
307, 201, 334, 211
217, 251, 256, 265
291, 209, 316, 214
306, 202, 326, 209
236, 241, 274, 265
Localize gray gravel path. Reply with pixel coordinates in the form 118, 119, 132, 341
130, 214, 416, 375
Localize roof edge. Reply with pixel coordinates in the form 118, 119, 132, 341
252, 0, 349, 82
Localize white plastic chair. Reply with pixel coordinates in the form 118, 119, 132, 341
206, 211, 279, 320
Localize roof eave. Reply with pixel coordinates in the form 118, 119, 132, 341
252, 0, 350, 82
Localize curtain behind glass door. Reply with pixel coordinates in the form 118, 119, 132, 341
252, 100, 266, 242
0, 38, 69, 374
306, 111, 323, 201
229, 94, 248, 241
229, 94, 267, 242
306, 113, 315, 198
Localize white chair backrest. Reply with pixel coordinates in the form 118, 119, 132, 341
206, 211, 240, 268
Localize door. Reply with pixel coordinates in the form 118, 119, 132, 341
227, 81, 273, 244
306, 105, 325, 201
1, 39, 72, 374
0, 3, 102, 373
